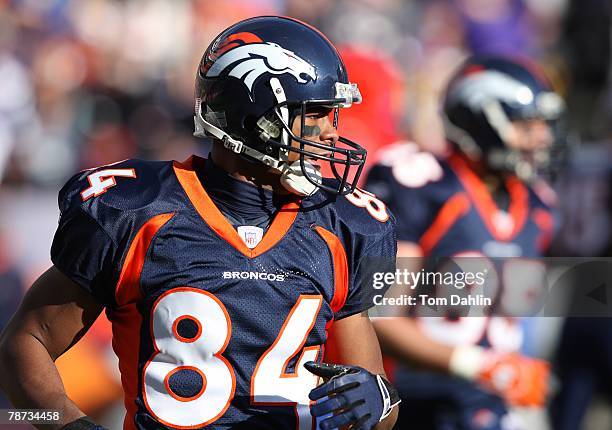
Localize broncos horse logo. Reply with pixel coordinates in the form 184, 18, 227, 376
205, 32, 317, 100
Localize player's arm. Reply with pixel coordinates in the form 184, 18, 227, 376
306, 214, 400, 430
0, 266, 104, 429
373, 241, 549, 407
306, 314, 398, 430
373, 240, 455, 372
326, 314, 398, 429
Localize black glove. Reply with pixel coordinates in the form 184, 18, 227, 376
305, 361, 400, 430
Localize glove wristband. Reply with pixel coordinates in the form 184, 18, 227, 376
60, 416, 108, 430
376, 375, 401, 422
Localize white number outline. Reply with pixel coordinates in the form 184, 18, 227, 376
142, 287, 235, 429
80, 168, 136, 201
345, 188, 390, 222
251, 295, 323, 430
143, 289, 323, 429
415, 252, 527, 351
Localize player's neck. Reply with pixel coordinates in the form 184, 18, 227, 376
458, 152, 508, 193
210, 144, 290, 195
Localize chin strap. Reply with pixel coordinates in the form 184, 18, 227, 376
279, 160, 321, 196
194, 97, 282, 170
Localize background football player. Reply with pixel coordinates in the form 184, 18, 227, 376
0, 16, 399, 430
366, 55, 565, 430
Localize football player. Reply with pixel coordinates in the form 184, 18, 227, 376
366, 55, 565, 430
0, 17, 399, 430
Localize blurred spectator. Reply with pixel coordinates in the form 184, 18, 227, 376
456, 0, 533, 55
0, 231, 25, 409
338, 45, 406, 167
562, 0, 611, 140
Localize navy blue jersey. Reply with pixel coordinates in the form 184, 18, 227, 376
367, 143, 556, 258
366, 143, 556, 430
51, 156, 395, 430
366, 143, 556, 351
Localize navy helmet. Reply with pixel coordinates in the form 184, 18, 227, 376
443, 55, 566, 180
194, 16, 365, 196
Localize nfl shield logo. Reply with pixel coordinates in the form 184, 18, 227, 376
237, 225, 264, 249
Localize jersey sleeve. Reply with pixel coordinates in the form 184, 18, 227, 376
335, 217, 397, 320
51, 174, 121, 307
365, 164, 436, 243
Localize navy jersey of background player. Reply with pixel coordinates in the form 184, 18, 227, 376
366, 142, 555, 429
50, 155, 395, 430
366, 143, 556, 348
367, 142, 556, 259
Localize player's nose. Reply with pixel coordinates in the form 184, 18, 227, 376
318, 118, 339, 150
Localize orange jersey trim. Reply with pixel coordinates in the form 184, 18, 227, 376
419, 192, 471, 255
532, 208, 554, 252
108, 304, 141, 430
312, 227, 348, 412
110, 212, 174, 430
505, 176, 529, 239
173, 156, 301, 258
115, 212, 175, 306
314, 226, 349, 315
448, 153, 529, 242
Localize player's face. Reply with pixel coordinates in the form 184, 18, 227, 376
505, 118, 554, 152
288, 107, 339, 164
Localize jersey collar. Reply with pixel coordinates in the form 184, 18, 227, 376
173, 156, 301, 258
448, 152, 529, 242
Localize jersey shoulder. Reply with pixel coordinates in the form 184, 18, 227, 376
57, 158, 182, 240
364, 143, 467, 243
306, 185, 396, 251
367, 142, 460, 196
52, 159, 179, 306
366, 142, 462, 210
59, 159, 173, 211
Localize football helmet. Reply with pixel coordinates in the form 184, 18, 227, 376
443, 55, 566, 181
194, 16, 366, 196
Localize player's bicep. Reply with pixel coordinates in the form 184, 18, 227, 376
393, 240, 424, 298
324, 314, 385, 376
3, 266, 104, 360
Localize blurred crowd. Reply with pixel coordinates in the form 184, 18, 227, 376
0, 0, 611, 428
